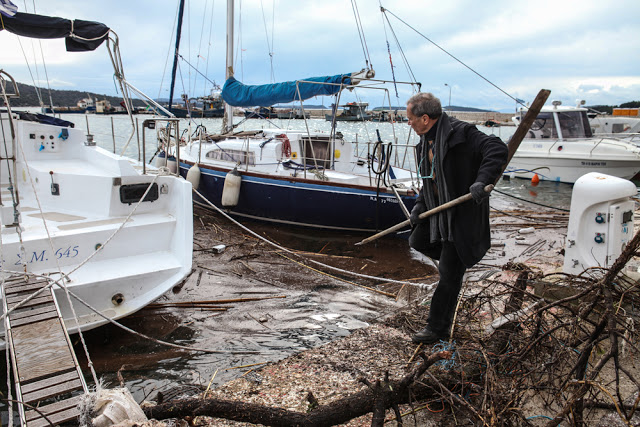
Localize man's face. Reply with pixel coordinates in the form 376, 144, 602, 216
406, 103, 435, 136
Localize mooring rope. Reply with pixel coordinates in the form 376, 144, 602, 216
192, 188, 432, 289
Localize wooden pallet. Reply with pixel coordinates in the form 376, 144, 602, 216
3, 276, 87, 427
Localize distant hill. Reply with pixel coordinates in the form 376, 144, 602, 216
372, 105, 494, 112
587, 101, 640, 115
1, 82, 146, 108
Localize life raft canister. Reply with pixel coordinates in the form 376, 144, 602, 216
221, 166, 242, 207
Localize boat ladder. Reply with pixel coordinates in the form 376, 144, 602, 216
2, 275, 88, 427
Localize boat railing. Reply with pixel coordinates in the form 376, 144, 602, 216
141, 118, 182, 176
0, 71, 22, 224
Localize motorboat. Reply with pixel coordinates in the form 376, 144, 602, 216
504, 101, 640, 183
589, 111, 640, 135
0, 13, 193, 336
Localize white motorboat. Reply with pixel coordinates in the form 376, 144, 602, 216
505, 102, 640, 183
589, 113, 640, 135
0, 13, 193, 336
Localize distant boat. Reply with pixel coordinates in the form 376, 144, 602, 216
325, 102, 372, 121
505, 102, 640, 183
244, 106, 278, 119
589, 108, 640, 135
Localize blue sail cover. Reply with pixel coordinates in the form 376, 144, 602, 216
222, 74, 352, 107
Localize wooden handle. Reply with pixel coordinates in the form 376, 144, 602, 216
356, 89, 551, 246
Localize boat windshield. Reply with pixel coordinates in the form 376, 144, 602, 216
530, 112, 556, 138
529, 110, 593, 139
556, 110, 593, 139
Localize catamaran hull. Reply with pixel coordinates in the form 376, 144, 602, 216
505, 157, 640, 184
180, 162, 417, 232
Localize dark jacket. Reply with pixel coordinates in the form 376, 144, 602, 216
414, 113, 508, 266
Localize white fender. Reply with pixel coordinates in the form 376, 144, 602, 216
154, 151, 167, 168
166, 155, 178, 174
186, 164, 201, 188
222, 167, 242, 207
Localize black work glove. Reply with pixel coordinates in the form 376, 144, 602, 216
410, 202, 427, 227
469, 182, 490, 204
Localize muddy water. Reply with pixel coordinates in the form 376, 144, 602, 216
66, 207, 436, 404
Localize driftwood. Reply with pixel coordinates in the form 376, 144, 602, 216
143, 351, 452, 426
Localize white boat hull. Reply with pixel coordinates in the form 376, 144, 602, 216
0, 112, 193, 337
506, 156, 640, 183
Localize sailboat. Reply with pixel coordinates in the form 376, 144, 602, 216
0, 11, 193, 335
178, 0, 419, 232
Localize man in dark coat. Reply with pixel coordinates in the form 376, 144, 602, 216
407, 92, 508, 344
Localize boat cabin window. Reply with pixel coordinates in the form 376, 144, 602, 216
205, 148, 256, 166
529, 112, 556, 138
556, 110, 593, 138
301, 137, 332, 169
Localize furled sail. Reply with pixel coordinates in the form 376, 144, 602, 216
222, 74, 353, 107
0, 12, 109, 51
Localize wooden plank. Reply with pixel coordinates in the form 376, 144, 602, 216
21, 370, 78, 394
22, 378, 83, 404
8, 305, 57, 321
6, 295, 53, 308
11, 318, 75, 383
11, 310, 59, 327
4, 277, 48, 287
4, 282, 50, 294
25, 395, 82, 427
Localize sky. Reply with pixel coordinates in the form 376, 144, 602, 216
1, 0, 639, 112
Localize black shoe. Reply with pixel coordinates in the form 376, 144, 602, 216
412, 326, 447, 345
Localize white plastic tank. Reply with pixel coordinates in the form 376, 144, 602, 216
563, 172, 637, 274
221, 167, 242, 207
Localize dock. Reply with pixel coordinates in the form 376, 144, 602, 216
2, 275, 87, 427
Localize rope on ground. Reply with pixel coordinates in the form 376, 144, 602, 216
492, 188, 570, 212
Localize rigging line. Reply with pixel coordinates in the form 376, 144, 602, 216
158, 2, 180, 100
350, 0, 372, 69
259, 0, 275, 83
37, 40, 55, 110
380, 8, 418, 89
192, 0, 209, 96
14, 37, 43, 107
382, 7, 524, 106
203, 0, 216, 95
178, 53, 217, 86
270, 0, 275, 82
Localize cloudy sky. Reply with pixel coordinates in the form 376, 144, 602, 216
1, 0, 639, 112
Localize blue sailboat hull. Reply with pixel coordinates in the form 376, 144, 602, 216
180, 162, 417, 232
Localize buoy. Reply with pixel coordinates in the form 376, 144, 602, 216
221, 167, 242, 207
186, 164, 201, 188
531, 173, 540, 186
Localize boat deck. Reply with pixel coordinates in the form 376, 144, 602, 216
2, 275, 87, 427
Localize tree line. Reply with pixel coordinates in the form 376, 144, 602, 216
2, 82, 146, 108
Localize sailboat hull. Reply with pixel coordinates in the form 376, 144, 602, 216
180, 161, 416, 232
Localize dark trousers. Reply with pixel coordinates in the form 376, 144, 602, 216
409, 225, 467, 334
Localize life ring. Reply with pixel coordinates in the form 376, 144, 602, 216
277, 133, 292, 158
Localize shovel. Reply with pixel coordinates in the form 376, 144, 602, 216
356, 88, 551, 246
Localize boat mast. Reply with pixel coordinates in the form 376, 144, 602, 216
168, 0, 186, 115
223, 0, 234, 132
